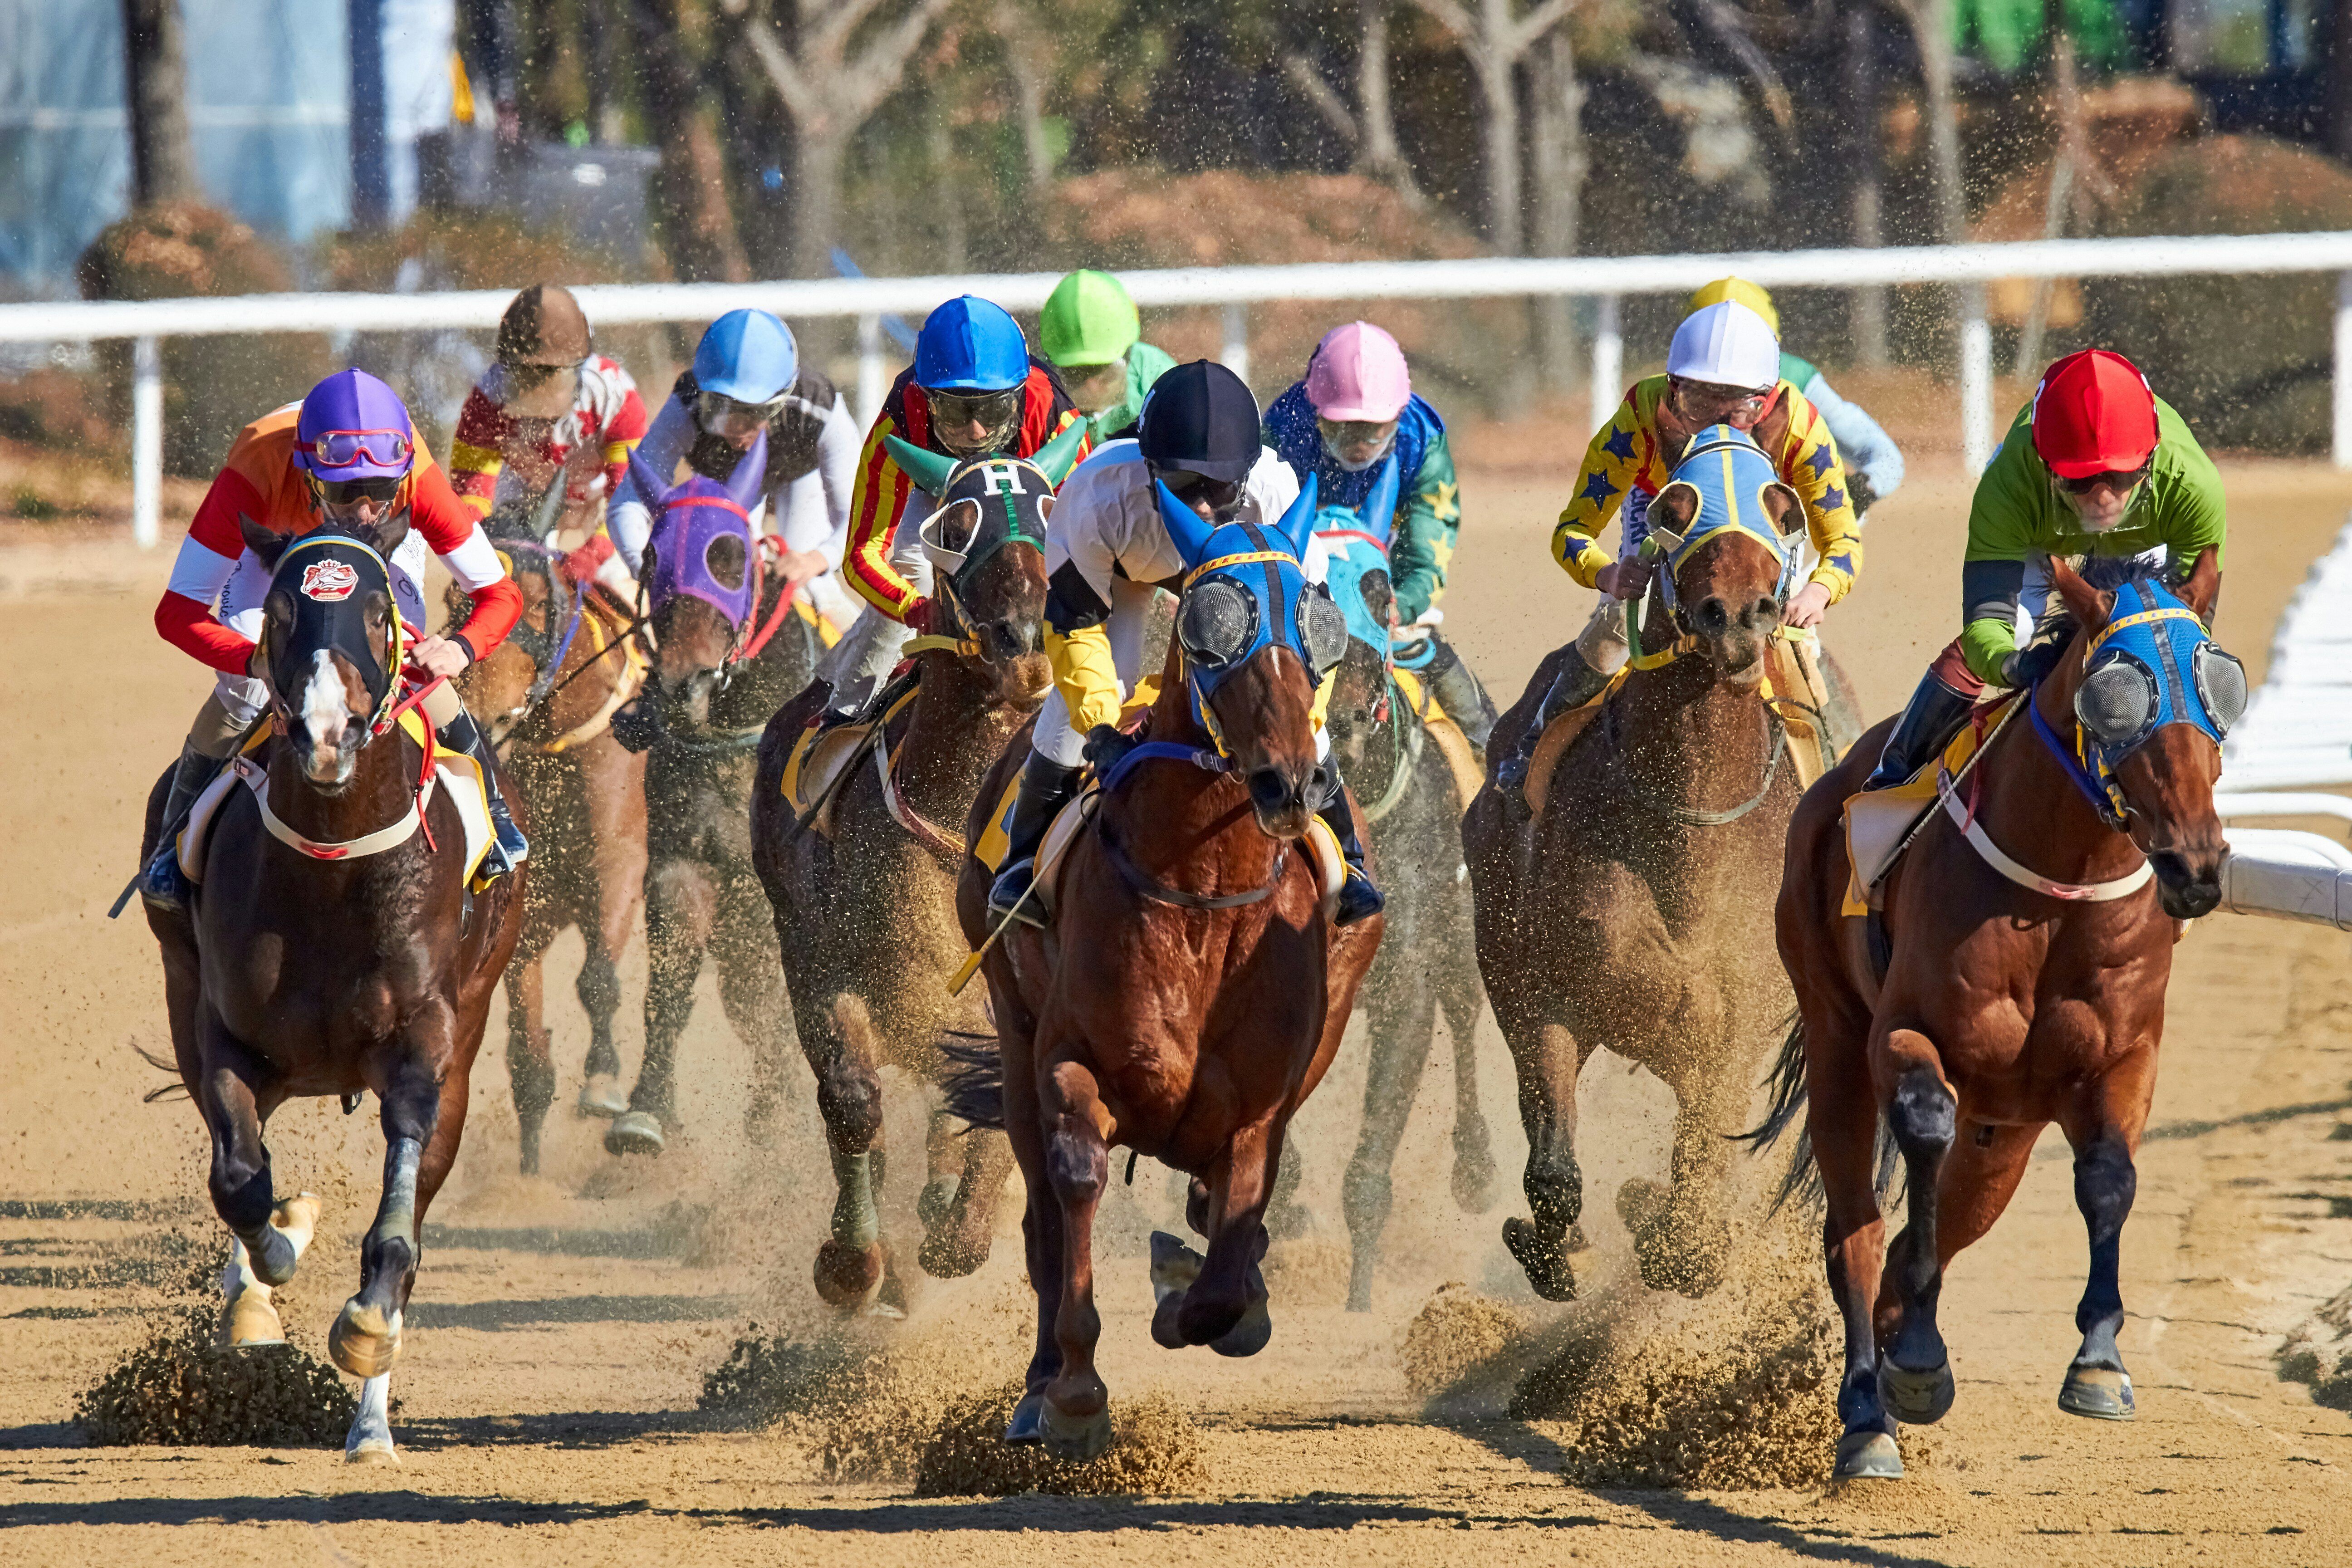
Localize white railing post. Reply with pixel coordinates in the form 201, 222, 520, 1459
856, 314, 884, 430
1959, 284, 1993, 473
2334, 270, 2352, 470
1221, 301, 1249, 384
1590, 294, 1622, 434
132, 334, 163, 550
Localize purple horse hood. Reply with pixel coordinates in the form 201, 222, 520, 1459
628, 430, 767, 626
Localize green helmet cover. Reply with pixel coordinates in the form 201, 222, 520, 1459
1040, 269, 1140, 368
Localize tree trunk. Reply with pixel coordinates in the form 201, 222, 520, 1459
1845, 4, 1888, 367
1477, 33, 1523, 255
120, 0, 199, 206
793, 128, 848, 282
1358, 0, 1426, 208
999, 4, 1054, 193
929, 107, 967, 274
1529, 24, 1584, 393
632, 0, 750, 284
1904, 0, 1966, 247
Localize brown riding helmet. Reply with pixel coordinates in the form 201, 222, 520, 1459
497, 284, 592, 367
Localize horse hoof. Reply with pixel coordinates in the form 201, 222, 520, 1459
1210, 1295, 1273, 1358
576, 1076, 629, 1119
1450, 1150, 1499, 1215
328, 1300, 404, 1380
219, 1291, 285, 1349
1877, 1357, 1955, 1426
604, 1111, 666, 1156
1003, 1392, 1046, 1445
1041, 1396, 1112, 1463
917, 1228, 988, 1280
345, 1441, 401, 1467
916, 1177, 959, 1230
1148, 1231, 1206, 1301
1501, 1217, 1578, 1303
813, 1239, 887, 1308
2058, 1364, 2136, 1421
1833, 1430, 1904, 1480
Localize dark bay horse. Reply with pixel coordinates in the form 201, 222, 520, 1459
606, 434, 819, 1156
141, 518, 523, 1463
455, 535, 647, 1174
1315, 513, 1495, 1313
951, 476, 1382, 1462
1757, 551, 2234, 1480
751, 430, 1081, 1313
1465, 426, 1812, 1303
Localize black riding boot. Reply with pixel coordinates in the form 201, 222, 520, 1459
1318, 772, 1384, 928
1494, 645, 1609, 794
987, 752, 1084, 928
137, 740, 231, 912
439, 706, 529, 880
1421, 633, 1498, 756
1862, 671, 1977, 793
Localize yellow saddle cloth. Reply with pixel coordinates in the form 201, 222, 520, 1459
1389, 666, 1487, 811
778, 685, 920, 839
1838, 694, 2013, 917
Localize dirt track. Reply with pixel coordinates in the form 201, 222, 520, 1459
9, 451, 2352, 1564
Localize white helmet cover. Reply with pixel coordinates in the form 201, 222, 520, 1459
1666, 300, 1779, 392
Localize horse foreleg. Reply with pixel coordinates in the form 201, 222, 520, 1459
714, 874, 795, 1148
1038, 1058, 1114, 1463
219, 1193, 320, 1348
1343, 970, 1439, 1312
504, 944, 555, 1175
1872, 1029, 1959, 1429
616, 859, 716, 1154
1499, 1014, 1587, 1302
2058, 1055, 2155, 1422
1630, 1055, 1743, 1299
1808, 1016, 1898, 1480
921, 1120, 1014, 1281
801, 993, 888, 1309
1440, 970, 1497, 1215
193, 1012, 304, 1287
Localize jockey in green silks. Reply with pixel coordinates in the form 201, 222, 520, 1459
1039, 270, 1178, 444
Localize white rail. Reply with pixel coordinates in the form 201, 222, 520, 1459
10, 230, 2352, 548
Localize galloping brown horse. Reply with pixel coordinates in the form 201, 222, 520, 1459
951, 478, 1381, 1462
1757, 551, 2232, 1480
455, 538, 647, 1173
142, 517, 523, 1464
1466, 429, 1812, 1303
751, 434, 1079, 1313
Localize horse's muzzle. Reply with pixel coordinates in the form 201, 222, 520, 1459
1247, 763, 1326, 840
1691, 593, 1779, 684
2150, 849, 2222, 920
980, 615, 1039, 663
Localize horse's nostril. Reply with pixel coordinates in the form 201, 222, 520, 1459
1754, 596, 1779, 624
1309, 766, 1332, 807
1247, 769, 1291, 814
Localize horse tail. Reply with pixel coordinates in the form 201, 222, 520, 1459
1734, 1008, 1902, 1214
936, 1031, 1006, 1132
133, 1043, 189, 1103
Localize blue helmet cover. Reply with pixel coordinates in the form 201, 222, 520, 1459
693, 309, 797, 403
916, 295, 1029, 391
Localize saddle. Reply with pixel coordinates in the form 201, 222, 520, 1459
1838, 695, 2011, 917
178, 713, 495, 891
778, 679, 921, 841
1388, 666, 1486, 811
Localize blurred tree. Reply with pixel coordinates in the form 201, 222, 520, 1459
120, 0, 200, 206
631, 0, 751, 281
1406, 0, 1584, 255
1279, 1, 1430, 208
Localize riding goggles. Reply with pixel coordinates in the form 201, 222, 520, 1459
695, 389, 784, 439
2058, 463, 2151, 495
1154, 466, 1245, 517
299, 428, 413, 470
926, 387, 1023, 454
1669, 378, 1772, 425
314, 474, 406, 506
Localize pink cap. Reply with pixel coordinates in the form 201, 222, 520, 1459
1305, 321, 1411, 422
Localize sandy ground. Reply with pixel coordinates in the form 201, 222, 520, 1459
7, 450, 2352, 1563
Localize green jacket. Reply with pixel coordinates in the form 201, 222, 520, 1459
1083, 340, 1179, 444
1388, 430, 1460, 623
1959, 395, 2226, 683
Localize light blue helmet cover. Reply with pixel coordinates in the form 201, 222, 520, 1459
692, 309, 797, 403
915, 295, 1029, 392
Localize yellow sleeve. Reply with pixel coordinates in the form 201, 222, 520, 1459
1309, 664, 1335, 734
1780, 392, 1863, 604
1044, 622, 1124, 736
1551, 387, 1649, 588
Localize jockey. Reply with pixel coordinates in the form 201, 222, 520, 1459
608, 309, 863, 636
986, 360, 1384, 930
1686, 277, 1905, 518
821, 295, 1088, 717
139, 369, 528, 910
1862, 347, 2226, 790
445, 283, 649, 595
1263, 320, 1498, 755
1039, 269, 1177, 443
1494, 298, 1863, 793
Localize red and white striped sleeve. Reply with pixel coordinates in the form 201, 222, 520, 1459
154, 466, 270, 674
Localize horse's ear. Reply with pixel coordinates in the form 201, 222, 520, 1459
626, 444, 671, 514
884, 434, 958, 497
365, 510, 411, 563
1759, 482, 1806, 539
1648, 483, 1697, 551
2179, 545, 2222, 625
2048, 554, 2110, 635
1034, 418, 1088, 486
1154, 479, 1219, 568
725, 427, 768, 515
238, 513, 290, 568
1361, 454, 1400, 547
1272, 472, 1319, 559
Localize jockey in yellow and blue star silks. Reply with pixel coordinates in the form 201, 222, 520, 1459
1494, 298, 1864, 794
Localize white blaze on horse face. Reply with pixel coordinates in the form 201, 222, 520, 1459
300, 649, 353, 779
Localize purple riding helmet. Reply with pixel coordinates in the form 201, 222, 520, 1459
625, 430, 768, 627
294, 368, 416, 478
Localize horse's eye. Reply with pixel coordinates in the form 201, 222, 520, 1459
2194, 644, 2247, 735
2075, 656, 2156, 747
703, 534, 746, 591
1178, 579, 1257, 669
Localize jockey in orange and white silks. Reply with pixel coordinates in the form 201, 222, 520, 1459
985, 360, 1383, 931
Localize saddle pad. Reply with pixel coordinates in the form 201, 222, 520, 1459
1838, 700, 2004, 916
1392, 667, 1486, 810
1524, 666, 1630, 818
780, 685, 919, 837
1764, 632, 1837, 792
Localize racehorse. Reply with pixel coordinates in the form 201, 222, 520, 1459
950, 475, 1382, 1462
1313, 494, 1496, 1313
750, 428, 1082, 1313
1754, 551, 2234, 1480
1464, 425, 1813, 1303
141, 517, 523, 1464
605, 433, 820, 1156
454, 533, 647, 1174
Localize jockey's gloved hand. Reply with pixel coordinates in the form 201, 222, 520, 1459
1847, 472, 1880, 518
2002, 638, 2068, 691
1083, 724, 1139, 774
902, 597, 938, 637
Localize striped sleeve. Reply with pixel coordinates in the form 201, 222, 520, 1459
446, 385, 508, 517
844, 410, 921, 619
1780, 392, 1863, 604
597, 378, 650, 499
157, 465, 270, 671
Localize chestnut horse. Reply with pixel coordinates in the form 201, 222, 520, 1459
751, 431, 1081, 1313
1465, 425, 1812, 1303
141, 518, 523, 1464
951, 475, 1381, 1462
1315, 512, 1495, 1313
455, 537, 647, 1173
604, 433, 818, 1156
1755, 551, 2234, 1480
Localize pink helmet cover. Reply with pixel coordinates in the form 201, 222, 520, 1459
1304, 321, 1411, 422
